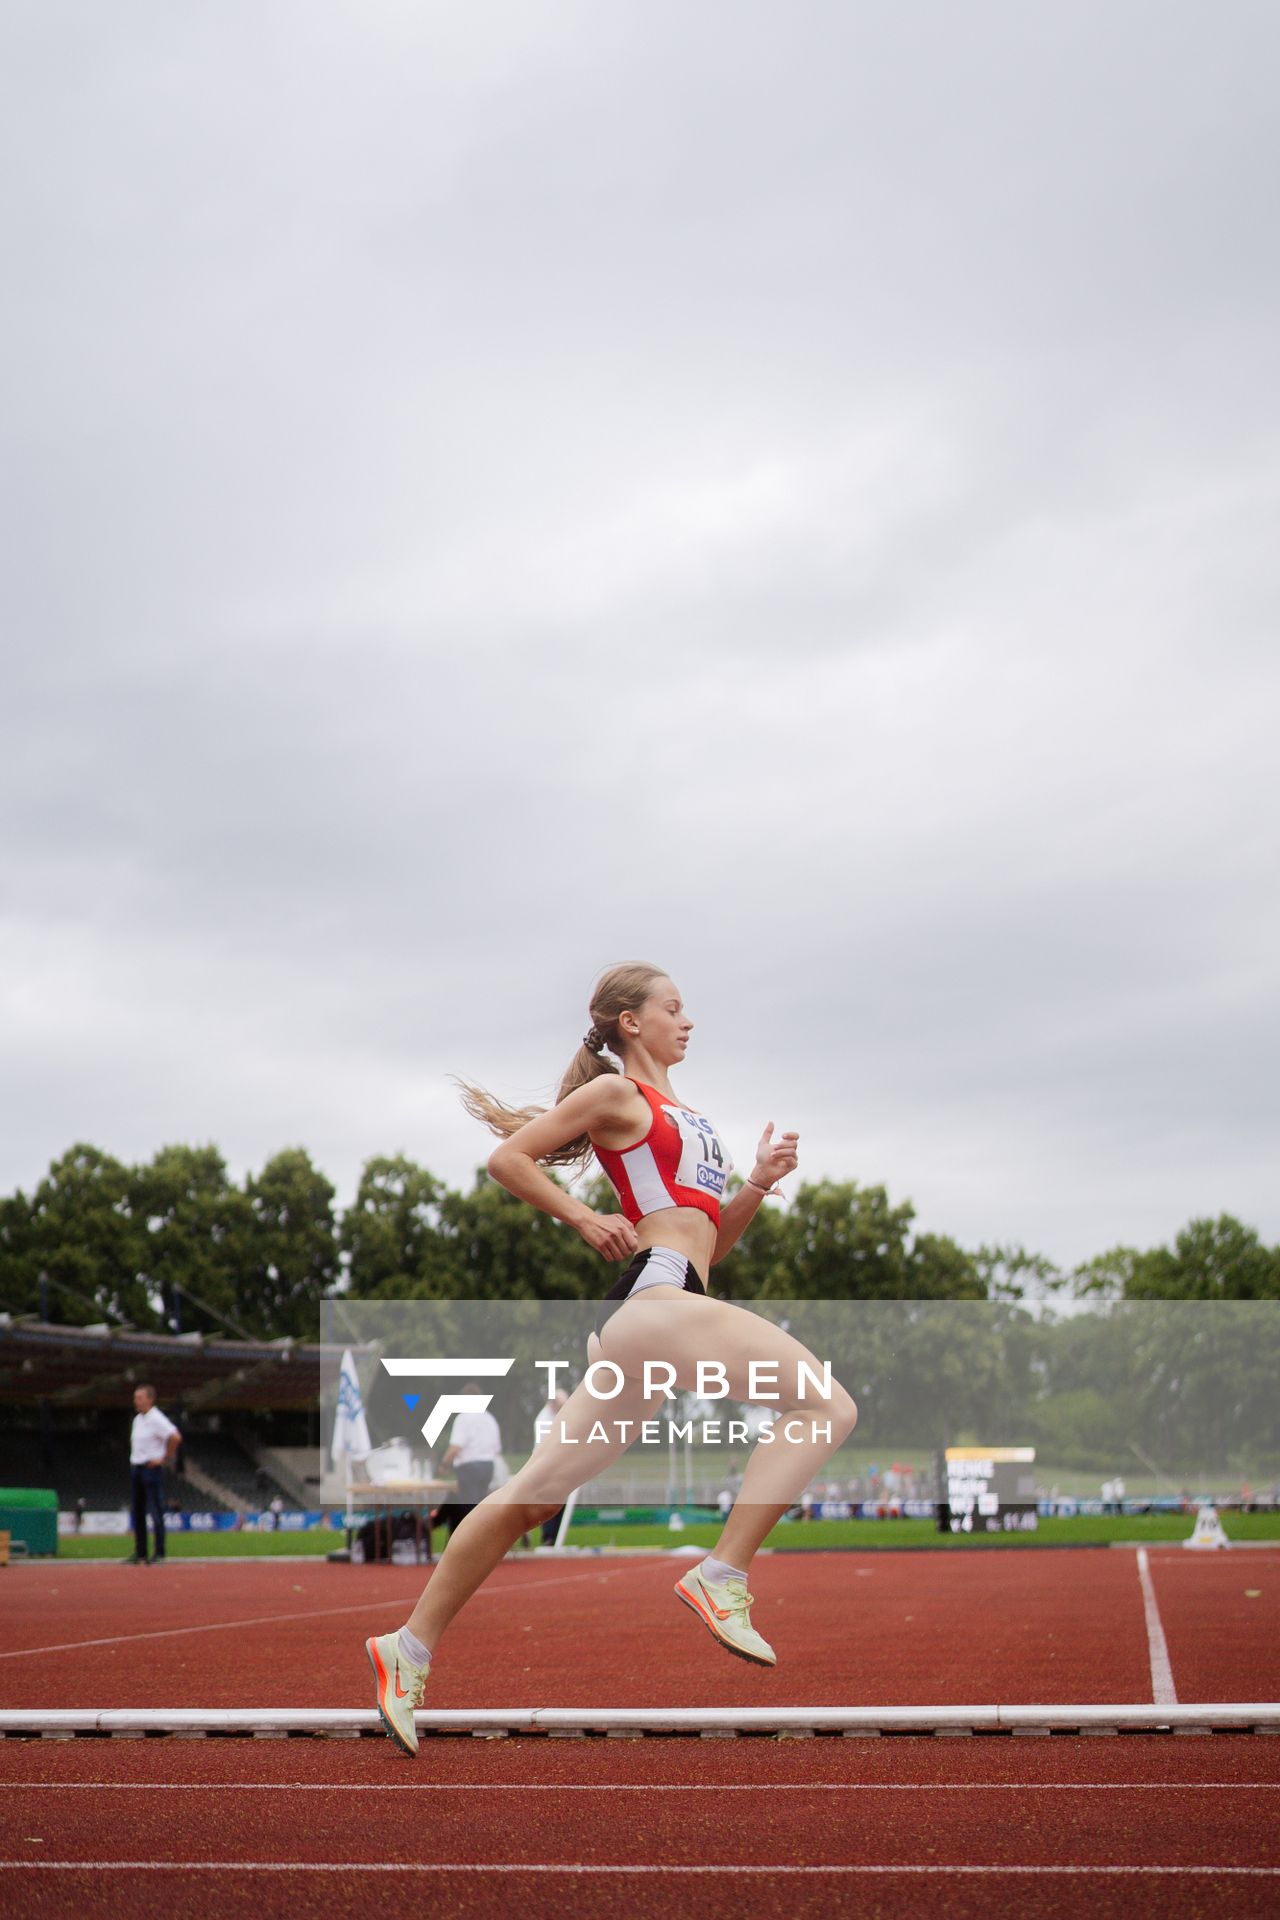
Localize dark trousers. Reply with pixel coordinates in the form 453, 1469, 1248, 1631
540, 1507, 565, 1544
440, 1459, 494, 1536
131, 1464, 166, 1560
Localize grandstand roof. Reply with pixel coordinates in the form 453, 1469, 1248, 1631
0, 1315, 332, 1411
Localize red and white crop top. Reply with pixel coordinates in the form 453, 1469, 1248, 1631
593, 1080, 735, 1227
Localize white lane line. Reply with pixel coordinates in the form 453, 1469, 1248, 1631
0, 1565, 646, 1661
1136, 1547, 1177, 1706
1, 1862, 1278, 1875
2, 1782, 1278, 1793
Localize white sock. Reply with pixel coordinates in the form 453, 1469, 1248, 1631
700, 1554, 748, 1585
398, 1626, 432, 1669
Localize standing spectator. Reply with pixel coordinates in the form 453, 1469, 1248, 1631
127, 1384, 181, 1565
534, 1388, 570, 1544
441, 1384, 501, 1534
716, 1456, 744, 1521
73, 1496, 86, 1534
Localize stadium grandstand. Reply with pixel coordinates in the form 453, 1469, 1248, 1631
0, 1313, 332, 1518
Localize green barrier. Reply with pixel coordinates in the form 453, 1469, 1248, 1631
0, 1489, 58, 1558
571, 1506, 717, 1527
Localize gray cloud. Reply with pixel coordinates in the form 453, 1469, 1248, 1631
2, 2, 1278, 1270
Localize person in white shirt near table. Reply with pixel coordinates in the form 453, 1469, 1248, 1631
440, 1388, 501, 1533
127, 1385, 181, 1564
534, 1387, 571, 1545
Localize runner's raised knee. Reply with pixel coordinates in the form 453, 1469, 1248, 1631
786, 1385, 856, 1441
830, 1387, 858, 1440
520, 1501, 562, 1528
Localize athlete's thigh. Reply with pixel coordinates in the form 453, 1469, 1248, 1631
494, 1367, 666, 1502
599, 1290, 834, 1406
535, 1368, 667, 1445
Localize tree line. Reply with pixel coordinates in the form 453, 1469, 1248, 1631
0, 1140, 1277, 1343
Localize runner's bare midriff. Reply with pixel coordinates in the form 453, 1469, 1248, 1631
636, 1207, 715, 1287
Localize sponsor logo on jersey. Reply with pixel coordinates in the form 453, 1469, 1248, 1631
696, 1163, 726, 1193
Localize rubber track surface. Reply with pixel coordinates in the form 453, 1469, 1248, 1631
0, 1551, 1163, 1708
2, 1734, 1278, 1919
2, 1549, 1277, 1917
1136, 1552, 1280, 1700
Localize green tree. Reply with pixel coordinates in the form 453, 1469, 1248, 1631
0, 1187, 35, 1314
339, 1155, 454, 1297
908, 1232, 986, 1300
240, 1148, 338, 1337
11, 1145, 151, 1326
975, 1244, 1065, 1302
757, 1180, 917, 1299
1125, 1215, 1280, 1301
716, 1182, 991, 1302
712, 1181, 795, 1300
340, 1163, 613, 1302
436, 1170, 605, 1300
1019, 1307, 1139, 1467
132, 1144, 253, 1335
842, 1301, 1033, 1448
1071, 1245, 1139, 1301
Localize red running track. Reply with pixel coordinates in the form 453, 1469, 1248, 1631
1, 1548, 1277, 1917
1, 1547, 1246, 1708
1136, 1550, 1280, 1701
1, 1733, 1277, 1919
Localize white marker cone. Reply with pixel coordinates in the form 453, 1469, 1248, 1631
1183, 1504, 1230, 1550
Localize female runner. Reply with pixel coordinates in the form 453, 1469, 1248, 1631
367, 962, 858, 1755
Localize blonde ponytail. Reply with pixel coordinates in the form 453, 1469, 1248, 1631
457, 961, 667, 1171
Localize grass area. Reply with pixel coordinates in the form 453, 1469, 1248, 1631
571, 1511, 1280, 1551
55, 1530, 350, 1560
503, 1439, 1280, 1501
48, 1509, 1280, 1559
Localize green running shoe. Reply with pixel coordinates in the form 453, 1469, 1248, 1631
674, 1563, 776, 1667
366, 1631, 430, 1756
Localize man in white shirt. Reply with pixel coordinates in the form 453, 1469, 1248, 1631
440, 1384, 501, 1533
534, 1387, 570, 1545
128, 1384, 182, 1564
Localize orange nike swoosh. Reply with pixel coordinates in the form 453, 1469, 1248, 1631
394, 1672, 411, 1699
681, 1580, 732, 1622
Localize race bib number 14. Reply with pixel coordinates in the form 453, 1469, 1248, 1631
665, 1106, 733, 1200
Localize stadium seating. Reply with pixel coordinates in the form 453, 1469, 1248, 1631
181, 1432, 293, 1509
0, 1426, 292, 1514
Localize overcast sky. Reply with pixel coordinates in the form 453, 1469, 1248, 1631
2, 2, 1277, 1273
